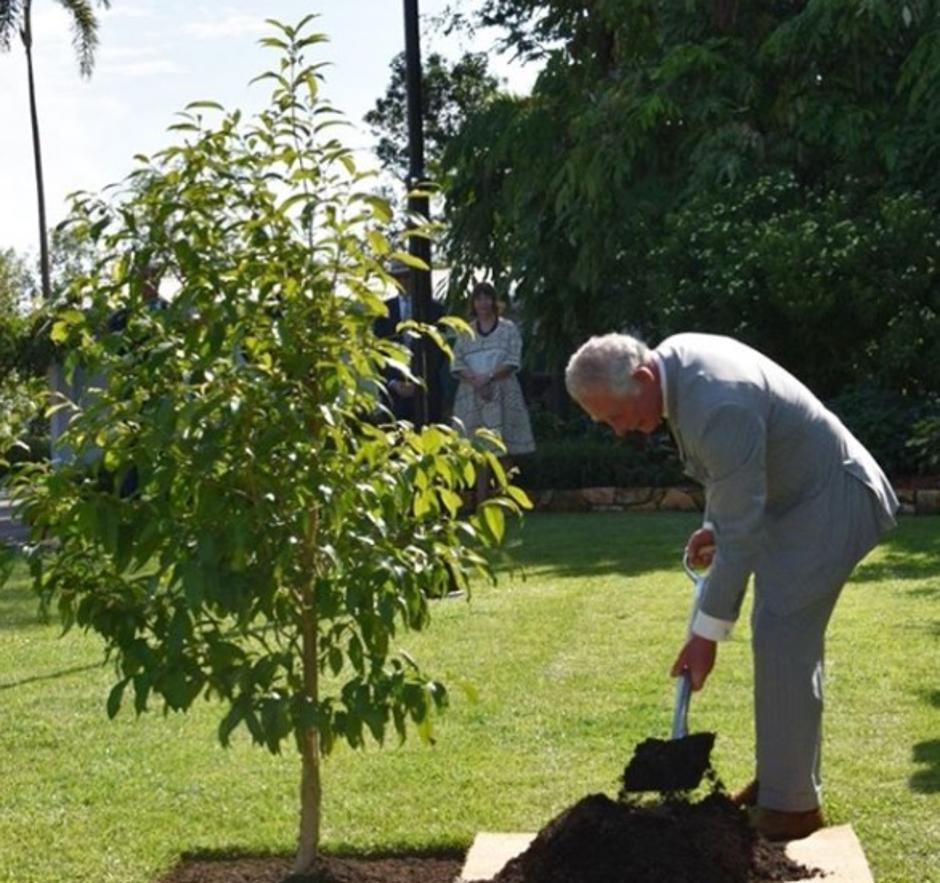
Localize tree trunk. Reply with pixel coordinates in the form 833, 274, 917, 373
21, 1, 61, 465
294, 510, 322, 873
295, 693, 322, 872
22, 1, 52, 302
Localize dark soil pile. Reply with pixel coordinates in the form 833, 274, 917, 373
158, 852, 463, 883
477, 792, 821, 883
621, 733, 717, 792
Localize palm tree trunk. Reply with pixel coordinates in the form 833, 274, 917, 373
22, 0, 51, 302
21, 0, 63, 464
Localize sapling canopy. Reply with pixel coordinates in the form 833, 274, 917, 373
2, 15, 530, 873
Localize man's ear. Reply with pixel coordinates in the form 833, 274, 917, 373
632, 365, 656, 386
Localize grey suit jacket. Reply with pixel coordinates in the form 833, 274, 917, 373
656, 334, 898, 619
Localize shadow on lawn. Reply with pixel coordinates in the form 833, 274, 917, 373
0, 662, 102, 692
0, 587, 47, 632
851, 519, 940, 584
910, 739, 940, 794
510, 511, 697, 579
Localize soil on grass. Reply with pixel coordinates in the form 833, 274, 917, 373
477, 792, 822, 883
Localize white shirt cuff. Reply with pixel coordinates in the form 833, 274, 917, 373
692, 610, 735, 642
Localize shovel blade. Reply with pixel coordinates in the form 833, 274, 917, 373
620, 732, 716, 793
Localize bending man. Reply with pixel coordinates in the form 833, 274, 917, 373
565, 332, 897, 841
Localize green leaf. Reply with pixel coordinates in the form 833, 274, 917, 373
218, 702, 245, 747
107, 678, 129, 719
186, 100, 225, 112
481, 503, 505, 544
367, 230, 391, 256
506, 485, 533, 510
50, 322, 70, 344
388, 250, 429, 272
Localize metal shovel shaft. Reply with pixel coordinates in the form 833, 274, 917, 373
672, 551, 706, 739
620, 550, 715, 794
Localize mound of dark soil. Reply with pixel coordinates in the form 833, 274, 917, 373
477, 792, 821, 883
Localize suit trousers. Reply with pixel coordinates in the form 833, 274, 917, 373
750, 471, 885, 812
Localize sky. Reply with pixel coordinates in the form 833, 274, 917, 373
0, 1, 538, 257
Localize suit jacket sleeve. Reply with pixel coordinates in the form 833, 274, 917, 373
694, 404, 768, 623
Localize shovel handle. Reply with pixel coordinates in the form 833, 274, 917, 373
672, 551, 708, 740
671, 671, 692, 739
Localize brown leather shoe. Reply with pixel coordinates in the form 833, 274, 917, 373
731, 779, 759, 807
754, 807, 825, 841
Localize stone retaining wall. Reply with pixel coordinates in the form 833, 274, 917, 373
529, 486, 939, 516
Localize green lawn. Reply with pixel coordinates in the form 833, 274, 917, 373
1, 512, 937, 883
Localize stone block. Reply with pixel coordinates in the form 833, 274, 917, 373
915, 489, 940, 515
660, 488, 701, 512
614, 487, 655, 507
581, 486, 616, 507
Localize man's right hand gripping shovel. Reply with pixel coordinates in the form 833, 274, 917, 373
670, 528, 716, 692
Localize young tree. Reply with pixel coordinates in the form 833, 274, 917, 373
0, 0, 111, 301
4, 17, 529, 873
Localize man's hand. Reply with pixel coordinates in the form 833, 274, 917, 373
670, 635, 717, 691
685, 527, 716, 569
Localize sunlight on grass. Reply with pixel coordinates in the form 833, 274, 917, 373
1, 513, 937, 883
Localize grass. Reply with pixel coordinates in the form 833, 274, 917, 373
1, 511, 938, 883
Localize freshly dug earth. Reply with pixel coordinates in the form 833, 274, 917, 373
621, 732, 717, 792
477, 792, 821, 883
157, 851, 463, 883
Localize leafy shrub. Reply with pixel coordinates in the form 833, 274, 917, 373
0, 370, 45, 474
906, 399, 940, 476
650, 173, 940, 399
515, 433, 686, 491
828, 386, 939, 479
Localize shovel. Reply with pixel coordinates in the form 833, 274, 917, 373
621, 549, 716, 793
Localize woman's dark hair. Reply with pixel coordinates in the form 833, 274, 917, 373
469, 281, 500, 317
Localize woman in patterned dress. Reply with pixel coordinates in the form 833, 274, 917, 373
451, 282, 535, 503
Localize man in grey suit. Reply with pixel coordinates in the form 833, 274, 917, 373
565, 332, 897, 841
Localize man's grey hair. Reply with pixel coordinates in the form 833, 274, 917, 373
565, 333, 651, 401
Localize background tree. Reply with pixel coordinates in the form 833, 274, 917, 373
0, 0, 111, 301
365, 49, 502, 183
441, 0, 940, 387
0, 247, 43, 469
2, 18, 529, 874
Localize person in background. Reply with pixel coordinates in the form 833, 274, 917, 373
373, 260, 444, 424
451, 281, 535, 503
564, 331, 897, 842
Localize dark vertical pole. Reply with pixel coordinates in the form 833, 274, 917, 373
403, 0, 432, 427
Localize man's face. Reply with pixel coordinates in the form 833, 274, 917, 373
579, 371, 661, 437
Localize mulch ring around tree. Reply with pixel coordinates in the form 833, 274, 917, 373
157, 850, 463, 883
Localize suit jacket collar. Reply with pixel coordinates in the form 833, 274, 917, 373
655, 345, 689, 463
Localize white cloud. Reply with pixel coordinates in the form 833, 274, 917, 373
101, 46, 161, 60
182, 14, 265, 40
98, 59, 185, 77
104, 6, 158, 19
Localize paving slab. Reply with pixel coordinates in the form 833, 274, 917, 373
460, 824, 873, 882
